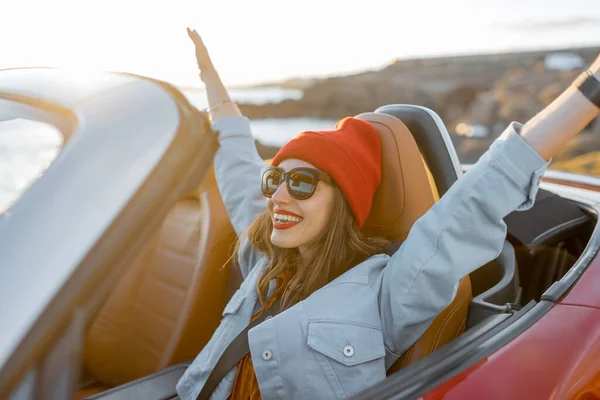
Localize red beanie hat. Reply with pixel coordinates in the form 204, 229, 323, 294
271, 117, 381, 227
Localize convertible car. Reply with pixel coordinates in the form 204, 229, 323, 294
1, 69, 600, 400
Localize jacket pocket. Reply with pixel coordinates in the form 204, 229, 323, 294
222, 288, 245, 316
307, 321, 385, 366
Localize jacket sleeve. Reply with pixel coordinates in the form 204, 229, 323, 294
212, 116, 268, 278
376, 123, 549, 358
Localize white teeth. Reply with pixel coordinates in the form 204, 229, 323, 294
274, 213, 302, 223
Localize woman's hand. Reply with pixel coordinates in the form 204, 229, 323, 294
187, 28, 216, 77
187, 27, 242, 120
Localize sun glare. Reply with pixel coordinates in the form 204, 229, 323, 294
1, 0, 599, 87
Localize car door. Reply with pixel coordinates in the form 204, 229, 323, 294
0, 68, 216, 399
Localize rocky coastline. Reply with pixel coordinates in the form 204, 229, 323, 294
237, 46, 600, 166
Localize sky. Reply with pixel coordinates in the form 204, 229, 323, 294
1, 0, 599, 87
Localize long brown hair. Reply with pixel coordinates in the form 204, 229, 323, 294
233, 186, 390, 307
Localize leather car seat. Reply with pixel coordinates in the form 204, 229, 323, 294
355, 112, 472, 374
80, 111, 471, 398
78, 166, 237, 397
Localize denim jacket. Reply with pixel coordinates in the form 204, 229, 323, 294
176, 116, 548, 400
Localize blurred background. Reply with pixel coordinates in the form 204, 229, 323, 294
1, 0, 600, 210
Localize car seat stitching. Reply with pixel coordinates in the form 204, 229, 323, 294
364, 121, 407, 228
430, 289, 469, 351
400, 344, 415, 368
456, 318, 467, 337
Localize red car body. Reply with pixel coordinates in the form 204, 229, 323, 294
421, 183, 600, 400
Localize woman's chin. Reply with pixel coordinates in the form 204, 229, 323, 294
271, 232, 301, 248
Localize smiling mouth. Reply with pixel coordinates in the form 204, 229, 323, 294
273, 212, 303, 230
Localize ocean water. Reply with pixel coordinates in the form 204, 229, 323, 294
0, 87, 336, 212
183, 88, 337, 146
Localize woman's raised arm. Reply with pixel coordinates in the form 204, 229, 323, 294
522, 55, 600, 160
187, 28, 241, 121
374, 54, 600, 360
187, 28, 267, 238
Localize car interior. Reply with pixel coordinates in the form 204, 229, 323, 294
75, 105, 596, 399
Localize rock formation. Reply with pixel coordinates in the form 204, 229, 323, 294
241, 46, 600, 164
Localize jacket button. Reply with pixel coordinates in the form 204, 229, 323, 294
262, 349, 273, 361
343, 345, 355, 357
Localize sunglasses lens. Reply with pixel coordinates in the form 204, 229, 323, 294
262, 169, 282, 196
261, 168, 320, 199
287, 171, 316, 199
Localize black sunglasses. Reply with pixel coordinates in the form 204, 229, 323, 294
261, 166, 335, 200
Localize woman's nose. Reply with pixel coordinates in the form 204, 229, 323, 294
271, 182, 292, 205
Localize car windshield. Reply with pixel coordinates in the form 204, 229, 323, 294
0, 118, 63, 213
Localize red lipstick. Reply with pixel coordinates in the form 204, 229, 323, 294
272, 209, 303, 230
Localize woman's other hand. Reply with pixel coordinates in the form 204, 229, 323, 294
186, 27, 241, 120
187, 28, 216, 79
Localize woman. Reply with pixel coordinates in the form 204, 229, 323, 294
177, 28, 600, 400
